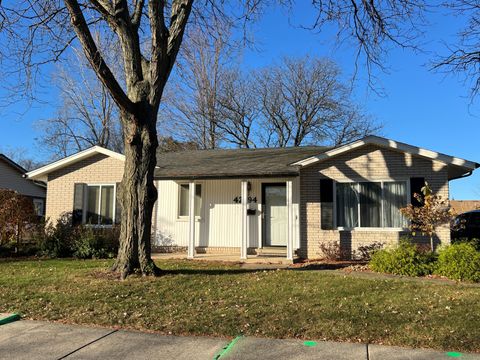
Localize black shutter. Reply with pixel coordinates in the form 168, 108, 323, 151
72, 183, 86, 226
115, 182, 122, 224
320, 178, 334, 230
410, 177, 425, 207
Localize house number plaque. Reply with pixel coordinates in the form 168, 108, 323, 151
233, 196, 257, 204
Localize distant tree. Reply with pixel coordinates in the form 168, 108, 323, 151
401, 182, 456, 252
0, 147, 42, 171
163, 26, 233, 149
216, 69, 259, 148
256, 56, 380, 147
38, 45, 123, 158
158, 136, 199, 153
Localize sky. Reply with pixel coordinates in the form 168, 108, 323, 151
0, 3, 478, 200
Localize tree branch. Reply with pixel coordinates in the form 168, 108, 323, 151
64, 0, 134, 113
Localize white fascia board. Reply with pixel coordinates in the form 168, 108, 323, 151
291, 135, 479, 170
26, 146, 125, 182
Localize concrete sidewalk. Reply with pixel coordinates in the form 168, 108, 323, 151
0, 320, 478, 360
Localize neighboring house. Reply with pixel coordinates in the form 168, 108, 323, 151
0, 154, 46, 216
450, 200, 480, 214
26, 136, 479, 260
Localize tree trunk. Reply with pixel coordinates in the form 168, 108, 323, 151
111, 108, 161, 279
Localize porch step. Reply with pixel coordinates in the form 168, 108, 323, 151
256, 247, 287, 257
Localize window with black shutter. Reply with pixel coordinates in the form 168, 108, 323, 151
320, 178, 334, 230
410, 177, 425, 207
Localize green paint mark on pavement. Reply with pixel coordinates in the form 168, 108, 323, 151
214, 335, 243, 359
304, 341, 318, 347
0, 313, 20, 326
446, 352, 463, 358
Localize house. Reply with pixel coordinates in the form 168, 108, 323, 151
450, 200, 480, 214
0, 154, 46, 216
26, 136, 479, 260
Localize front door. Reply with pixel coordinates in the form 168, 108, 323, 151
262, 183, 287, 247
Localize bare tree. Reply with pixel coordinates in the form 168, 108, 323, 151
256, 56, 379, 147
0, 1, 427, 278
216, 69, 259, 148
0, 146, 43, 171
163, 26, 234, 149
433, 1, 480, 99
38, 46, 123, 158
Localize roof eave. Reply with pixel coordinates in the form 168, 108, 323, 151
26, 146, 125, 181
291, 135, 479, 171
154, 172, 300, 180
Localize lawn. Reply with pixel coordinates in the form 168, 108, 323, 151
0, 259, 479, 352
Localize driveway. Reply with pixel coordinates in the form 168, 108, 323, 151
0, 320, 478, 360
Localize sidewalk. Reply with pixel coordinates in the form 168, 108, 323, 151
0, 320, 478, 360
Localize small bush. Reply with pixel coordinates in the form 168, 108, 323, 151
319, 241, 350, 261
73, 226, 119, 259
435, 243, 480, 282
370, 241, 436, 276
35, 214, 76, 258
355, 242, 384, 261
35, 213, 119, 259
451, 237, 480, 251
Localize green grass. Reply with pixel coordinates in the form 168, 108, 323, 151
0, 259, 479, 352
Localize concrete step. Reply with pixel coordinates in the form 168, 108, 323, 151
255, 247, 287, 256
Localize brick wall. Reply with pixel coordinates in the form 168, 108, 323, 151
299, 145, 450, 259
46, 154, 124, 223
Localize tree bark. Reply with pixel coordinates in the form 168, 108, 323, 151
111, 106, 161, 279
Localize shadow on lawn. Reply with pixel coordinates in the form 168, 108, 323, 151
162, 268, 268, 276
293, 262, 366, 271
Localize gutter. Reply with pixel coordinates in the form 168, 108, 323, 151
449, 161, 480, 181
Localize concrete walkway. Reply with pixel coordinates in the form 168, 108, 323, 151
1, 320, 479, 360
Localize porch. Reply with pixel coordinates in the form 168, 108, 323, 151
152, 246, 298, 265
152, 177, 301, 261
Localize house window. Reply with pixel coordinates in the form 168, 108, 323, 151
85, 185, 115, 225
178, 183, 202, 217
32, 198, 45, 216
336, 181, 407, 228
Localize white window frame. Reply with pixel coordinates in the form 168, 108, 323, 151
335, 179, 409, 231
82, 183, 117, 227
177, 182, 203, 221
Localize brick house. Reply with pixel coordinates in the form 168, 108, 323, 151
26, 136, 479, 260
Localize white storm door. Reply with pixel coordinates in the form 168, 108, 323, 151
263, 184, 287, 246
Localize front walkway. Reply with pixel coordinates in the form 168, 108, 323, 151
1, 320, 478, 360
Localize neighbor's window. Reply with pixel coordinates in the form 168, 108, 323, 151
32, 198, 45, 216
336, 181, 407, 228
85, 185, 115, 225
179, 183, 202, 217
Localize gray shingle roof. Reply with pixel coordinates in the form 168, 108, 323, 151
155, 146, 330, 179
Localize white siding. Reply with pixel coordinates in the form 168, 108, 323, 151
154, 178, 300, 249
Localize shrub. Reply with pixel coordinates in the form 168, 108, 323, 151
0, 189, 38, 249
73, 226, 119, 259
319, 241, 350, 261
435, 243, 480, 282
35, 213, 119, 259
355, 242, 384, 261
451, 237, 480, 251
35, 214, 76, 258
370, 241, 436, 276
